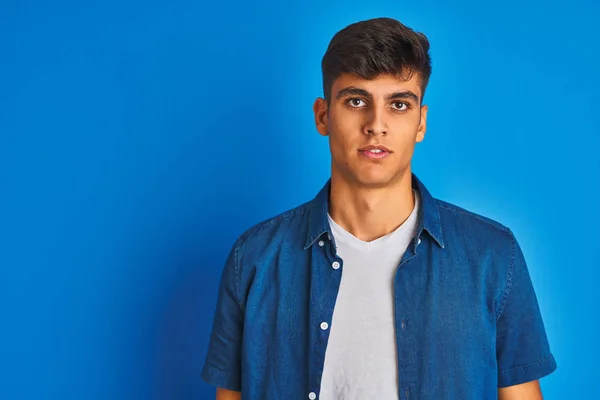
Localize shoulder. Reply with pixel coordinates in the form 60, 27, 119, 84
433, 198, 524, 316
232, 200, 311, 260
435, 198, 514, 242
433, 197, 521, 264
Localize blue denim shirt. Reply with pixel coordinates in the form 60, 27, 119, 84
201, 173, 557, 399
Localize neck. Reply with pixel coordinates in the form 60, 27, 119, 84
328, 168, 415, 242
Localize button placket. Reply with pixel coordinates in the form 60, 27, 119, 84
310, 233, 340, 400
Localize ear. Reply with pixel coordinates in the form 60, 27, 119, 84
416, 104, 428, 143
313, 97, 329, 137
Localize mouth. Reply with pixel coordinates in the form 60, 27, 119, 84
358, 145, 392, 160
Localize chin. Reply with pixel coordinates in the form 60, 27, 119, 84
351, 166, 409, 187
353, 174, 395, 188
333, 161, 405, 188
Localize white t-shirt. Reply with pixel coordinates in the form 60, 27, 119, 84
320, 189, 420, 400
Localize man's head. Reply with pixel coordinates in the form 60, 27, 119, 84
313, 17, 432, 189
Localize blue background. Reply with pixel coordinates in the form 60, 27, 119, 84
1, 0, 598, 398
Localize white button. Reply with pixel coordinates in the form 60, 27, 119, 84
332, 261, 340, 269
327, 233, 332, 240
417, 238, 422, 245
320, 322, 329, 330
309, 392, 317, 399
318, 240, 325, 247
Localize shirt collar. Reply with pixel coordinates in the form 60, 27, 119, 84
303, 172, 445, 249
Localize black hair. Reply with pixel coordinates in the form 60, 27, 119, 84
321, 17, 432, 105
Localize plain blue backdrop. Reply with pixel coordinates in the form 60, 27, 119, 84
1, 0, 598, 398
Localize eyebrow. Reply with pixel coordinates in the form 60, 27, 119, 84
335, 86, 420, 104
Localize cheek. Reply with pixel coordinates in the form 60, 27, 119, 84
393, 116, 422, 140
330, 106, 360, 128
395, 113, 420, 129
329, 117, 358, 148
329, 133, 353, 158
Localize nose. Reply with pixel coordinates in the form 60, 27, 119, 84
363, 107, 387, 136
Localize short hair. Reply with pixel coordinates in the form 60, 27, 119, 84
321, 17, 432, 105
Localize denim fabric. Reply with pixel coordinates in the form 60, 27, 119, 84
201, 173, 557, 399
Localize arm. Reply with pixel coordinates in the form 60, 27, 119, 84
495, 230, 556, 388
201, 239, 245, 392
216, 387, 242, 400
498, 380, 542, 400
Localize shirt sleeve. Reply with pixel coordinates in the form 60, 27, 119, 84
201, 238, 244, 391
496, 229, 557, 387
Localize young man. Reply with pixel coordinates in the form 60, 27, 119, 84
201, 17, 557, 400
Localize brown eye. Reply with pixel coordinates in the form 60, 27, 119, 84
347, 98, 366, 108
392, 102, 408, 111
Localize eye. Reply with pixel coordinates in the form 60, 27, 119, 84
346, 98, 366, 108
391, 102, 409, 111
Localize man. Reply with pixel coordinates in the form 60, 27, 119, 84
201, 17, 557, 400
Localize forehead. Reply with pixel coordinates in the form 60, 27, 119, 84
332, 72, 422, 99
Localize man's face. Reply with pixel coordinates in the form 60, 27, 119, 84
313, 72, 428, 188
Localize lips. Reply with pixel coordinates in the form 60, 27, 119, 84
358, 145, 391, 160
358, 145, 392, 153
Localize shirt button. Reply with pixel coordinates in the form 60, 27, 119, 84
320, 322, 329, 330
318, 240, 325, 247
417, 238, 422, 245
309, 392, 317, 399
331, 261, 340, 270
327, 233, 332, 240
